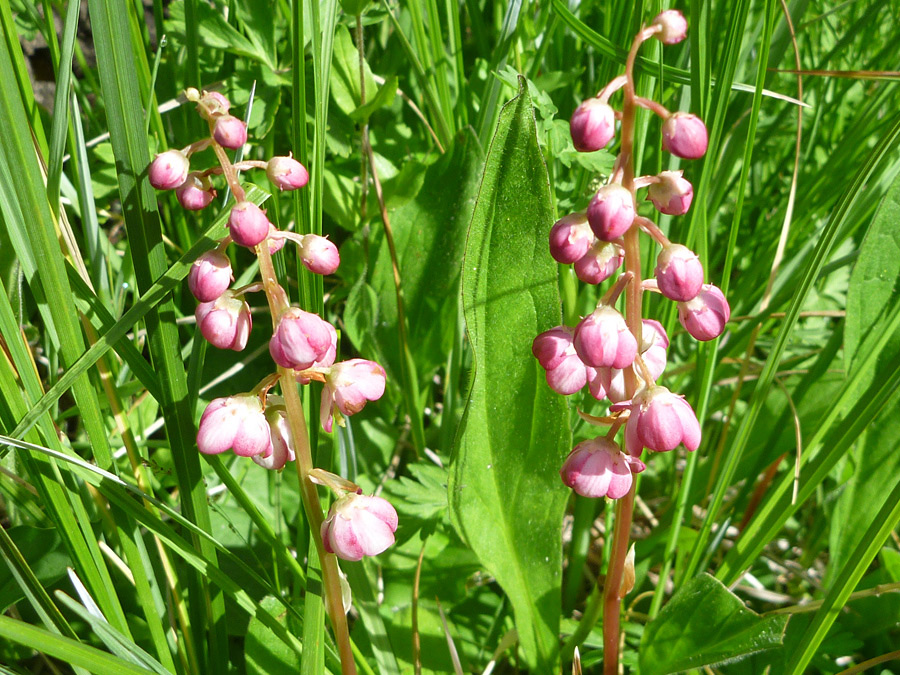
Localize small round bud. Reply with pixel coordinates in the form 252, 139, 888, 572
662, 112, 708, 160
570, 99, 616, 152
149, 150, 190, 190
587, 184, 635, 241
319, 359, 386, 432
549, 213, 592, 264
175, 172, 217, 211
653, 9, 688, 44
213, 114, 248, 149
267, 156, 310, 191
647, 170, 694, 215
532, 326, 589, 396
677, 284, 730, 341
195, 290, 252, 351
574, 306, 637, 370
188, 250, 233, 303
299, 234, 340, 275
624, 385, 701, 455
600, 319, 670, 403
197, 394, 272, 458
196, 90, 230, 120
655, 244, 703, 302
269, 308, 336, 371
228, 201, 270, 248
321, 493, 398, 561
560, 437, 635, 499
574, 241, 624, 285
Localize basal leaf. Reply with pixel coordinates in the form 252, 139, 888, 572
448, 78, 569, 671
639, 574, 788, 675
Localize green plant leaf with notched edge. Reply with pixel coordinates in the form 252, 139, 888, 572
449, 78, 569, 671
639, 574, 788, 675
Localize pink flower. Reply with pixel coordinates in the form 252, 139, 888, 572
149, 150, 190, 190
267, 156, 309, 191
532, 326, 589, 396
587, 184, 635, 241
321, 493, 398, 561
176, 172, 217, 211
253, 399, 296, 470
197, 90, 231, 119
573, 306, 637, 369
197, 394, 272, 457
655, 243, 703, 302
559, 437, 642, 499
622, 385, 701, 456
549, 213, 593, 264
570, 99, 616, 152
678, 284, 730, 341
574, 241, 624, 285
228, 201, 271, 248
647, 170, 693, 216
188, 250, 232, 302
319, 359, 386, 432
662, 113, 708, 160
653, 9, 688, 44
593, 320, 669, 403
269, 308, 336, 371
213, 114, 247, 150
195, 290, 252, 351
298, 234, 340, 275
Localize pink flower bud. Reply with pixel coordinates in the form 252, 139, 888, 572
197, 90, 231, 120
149, 150, 190, 190
574, 241, 624, 285
321, 493, 398, 561
662, 112, 708, 160
549, 213, 593, 264
570, 98, 616, 152
624, 385, 701, 455
204, 91, 231, 113
213, 114, 248, 150
175, 172, 217, 211
598, 320, 670, 403
574, 306, 637, 369
195, 290, 252, 351
188, 250, 232, 302
653, 9, 688, 44
319, 359, 386, 432
656, 244, 703, 302
532, 326, 589, 396
587, 184, 635, 241
267, 156, 309, 191
677, 284, 730, 341
560, 437, 636, 499
228, 201, 271, 248
197, 394, 272, 457
299, 234, 340, 275
647, 170, 693, 215
253, 399, 296, 470
269, 308, 336, 370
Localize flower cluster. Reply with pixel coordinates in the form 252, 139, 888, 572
148, 89, 395, 560
536, 11, 730, 500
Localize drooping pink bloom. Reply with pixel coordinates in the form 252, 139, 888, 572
678, 284, 730, 341
587, 184, 635, 241
655, 243, 704, 302
570, 98, 616, 152
149, 150, 190, 190
321, 493, 398, 561
595, 320, 669, 403
299, 234, 340, 275
195, 290, 252, 351
549, 213, 593, 264
319, 359, 386, 432
253, 399, 296, 470
653, 9, 688, 44
559, 437, 641, 499
269, 308, 336, 371
647, 170, 694, 216
267, 156, 309, 191
213, 114, 248, 150
622, 385, 701, 456
188, 250, 232, 302
176, 172, 217, 211
228, 201, 271, 248
197, 394, 272, 457
662, 113, 708, 160
573, 306, 637, 369
532, 326, 589, 396
574, 241, 624, 285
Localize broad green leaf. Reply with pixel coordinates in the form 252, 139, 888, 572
329, 24, 377, 116
166, 0, 273, 67
245, 596, 301, 675
639, 574, 788, 675
449, 79, 569, 671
